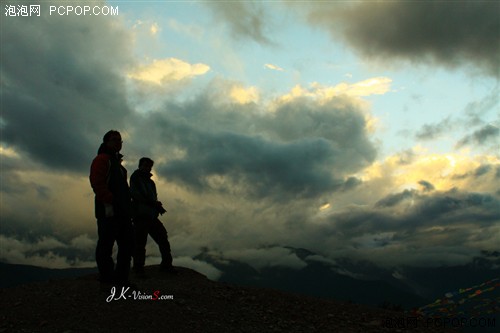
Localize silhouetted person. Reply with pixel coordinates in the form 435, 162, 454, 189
130, 157, 175, 275
89, 130, 134, 287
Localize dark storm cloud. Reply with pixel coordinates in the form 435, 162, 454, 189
415, 89, 498, 148
304, 1, 500, 76
406, 191, 500, 225
164, 133, 338, 199
140, 92, 376, 200
418, 180, 435, 192
456, 124, 500, 148
375, 189, 416, 208
451, 163, 498, 181
339, 177, 363, 192
322, 189, 500, 242
474, 165, 492, 178
265, 97, 377, 171
1, 2, 133, 172
206, 1, 273, 45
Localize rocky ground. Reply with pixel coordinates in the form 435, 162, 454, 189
0, 266, 458, 333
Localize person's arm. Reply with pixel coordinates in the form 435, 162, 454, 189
152, 182, 167, 214
89, 154, 112, 204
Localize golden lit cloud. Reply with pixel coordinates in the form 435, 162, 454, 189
0, 145, 20, 158
319, 203, 331, 211
277, 77, 392, 105
359, 149, 499, 195
265, 63, 284, 71
150, 23, 160, 35
230, 85, 259, 104
128, 58, 210, 85
312, 77, 392, 98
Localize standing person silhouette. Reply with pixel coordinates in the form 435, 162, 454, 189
130, 157, 175, 275
89, 130, 134, 287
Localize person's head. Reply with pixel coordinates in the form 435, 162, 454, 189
103, 130, 122, 153
138, 157, 154, 172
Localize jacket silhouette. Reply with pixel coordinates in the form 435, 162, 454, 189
130, 158, 174, 274
89, 131, 134, 286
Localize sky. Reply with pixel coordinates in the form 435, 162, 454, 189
1, 0, 499, 279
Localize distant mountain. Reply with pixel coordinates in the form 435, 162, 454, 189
193, 248, 429, 309
194, 246, 500, 311
0, 262, 97, 288
397, 258, 500, 300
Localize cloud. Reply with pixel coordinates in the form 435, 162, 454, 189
0, 235, 95, 268
456, 124, 500, 148
172, 257, 222, 280
302, 1, 500, 76
375, 189, 416, 208
265, 63, 284, 71
360, 150, 499, 195
415, 117, 455, 141
150, 23, 160, 35
229, 85, 259, 104
0, 145, 20, 159
205, 1, 274, 44
418, 180, 435, 192
278, 77, 392, 104
313, 187, 500, 267
415, 89, 498, 149
70, 234, 96, 252
223, 247, 308, 271
150, 149, 499, 268
132, 20, 161, 36
162, 133, 341, 199
1, 1, 498, 275
0, 3, 133, 172
138, 89, 377, 201
128, 58, 210, 85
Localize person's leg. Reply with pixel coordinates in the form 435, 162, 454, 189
114, 218, 134, 284
95, 218, 115, 283
132, 218, 148, 272
148, 218, 173, 269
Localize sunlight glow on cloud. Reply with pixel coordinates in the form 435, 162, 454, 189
0, 145, 20, 158
265, 63, 284, 71
319, 203, 331, 211
128, 58, 210, 85
150, 22, 160, 35
230, 85, 259, 104
311, 77, 393, 98
360, 149, 500, 195
278, 77, 392, 104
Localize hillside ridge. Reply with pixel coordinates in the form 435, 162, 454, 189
0, 265, 455, 333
